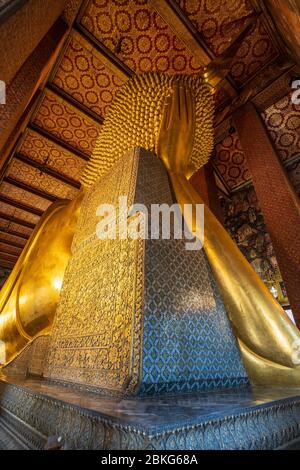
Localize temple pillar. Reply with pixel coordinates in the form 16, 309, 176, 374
0, 17, 68, 171
190, 162, 224, 224
0, 0, 66, 84
234, 103, 300, 327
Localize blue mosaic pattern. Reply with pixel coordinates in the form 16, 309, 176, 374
133, 151, 248, 396
138, 238, 249, 396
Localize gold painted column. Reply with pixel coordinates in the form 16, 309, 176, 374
234, 102, 300, 327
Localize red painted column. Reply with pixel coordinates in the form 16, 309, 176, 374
190, 161, 224, 224
234, 102, 300, 327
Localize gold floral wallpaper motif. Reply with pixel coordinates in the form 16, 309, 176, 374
213, 132, 251, 190
52, 34, 126, 119
80, 0, 202, 75
0, 182, 52, 212
72, 148, 139, 252
175, 0, 277, 86
0, 202, 40, 226
45, 236, 144, 391
33, 90, 102, 157
7, 160, 78, 201
19, 129, 86, 182
262, 92, 300, 163
45, 151, 144, 391
46, 152, 144, 391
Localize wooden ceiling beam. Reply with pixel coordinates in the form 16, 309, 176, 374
0, 237, 25, 250
28, 123, 90, 162
0, 194, 44, 217
150, 0, 238, 98
73, 25, 132, 80
0, 261, 14, 269
0, 227, 30, 241
46, 83, 104, 125
0, 212, 36, 230
14, 153, 81, 190
3, 177, 57, 202
0, 251, 18, 260
0, 244, 22, 256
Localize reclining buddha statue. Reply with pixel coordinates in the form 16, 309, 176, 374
1, 18, 300, 390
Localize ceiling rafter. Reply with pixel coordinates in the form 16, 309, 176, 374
0, 243, 22, 256
0, 194, 44, 217
73, 24, 133, 80
28, 123, 90, 162
0, 212, 36, 230
3, 177, 57, 202
151, 0, 238, 99
0, 251, 18, 260
46, 83, 104, 126
0, 237, 25, 250
14, 154, 81, 190
0, 261, 14, 269
0, 228, 29, 241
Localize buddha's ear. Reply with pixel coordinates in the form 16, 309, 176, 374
203, 12, 260, 89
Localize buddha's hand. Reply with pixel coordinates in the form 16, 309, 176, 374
156, 83, 195, 177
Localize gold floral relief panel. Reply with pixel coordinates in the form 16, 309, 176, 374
7, 160, 78, 200
33, 90, 101, 157
45, 235, 144, 392
19, 129, 86, 182
80, 0, 202, 75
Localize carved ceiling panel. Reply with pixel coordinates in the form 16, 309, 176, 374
52, 33, 127, 119
174, 0, 278, 86
80, 0, 203, 75
19, 129, 86, 182
213, 132, 251, 191
32, 90, 101, 157
262, 92, 300, 163
7, 160, 78, 200
0, 182, 52, 212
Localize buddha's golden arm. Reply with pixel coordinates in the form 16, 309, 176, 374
156, 83, 300, 386
0, 193, 84, 365
170, 171, 300, 386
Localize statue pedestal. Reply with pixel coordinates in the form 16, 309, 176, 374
44, 149, 248, 396
1, 374, 300, 449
